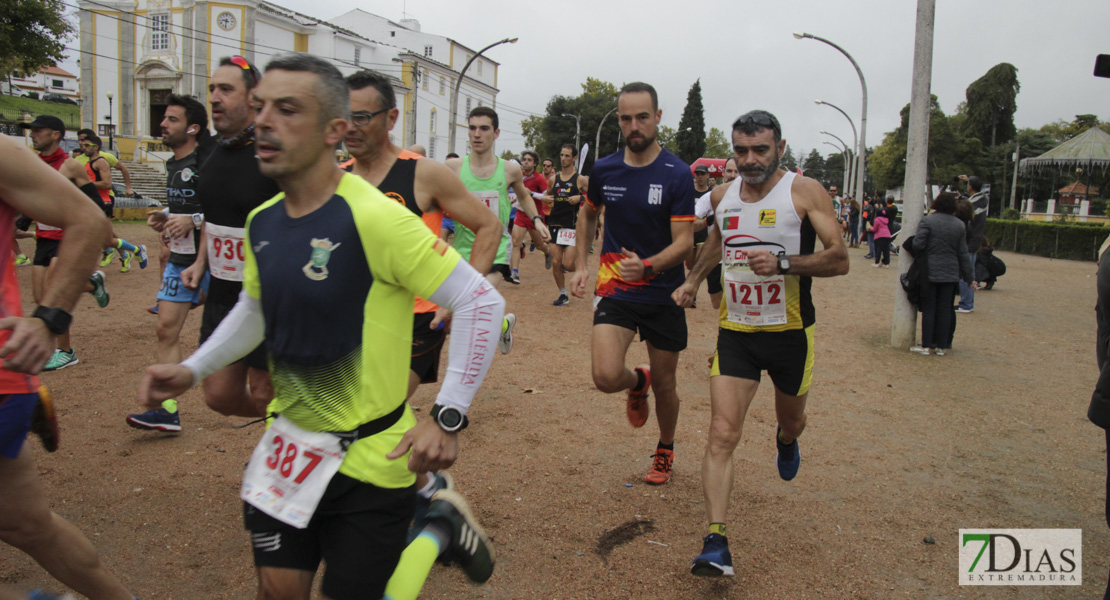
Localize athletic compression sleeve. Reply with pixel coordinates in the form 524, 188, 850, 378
426, 261, 505, 415
181, 291, 265, 383
79, 182, 102, 205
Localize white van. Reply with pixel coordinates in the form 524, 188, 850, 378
1, 82, 31, 97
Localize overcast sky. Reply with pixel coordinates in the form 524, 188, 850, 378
69, 0, 1110, 162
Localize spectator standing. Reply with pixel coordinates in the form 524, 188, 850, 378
848, 199, 860, 247
1089, 240, 1110, 600
871, 209, 892, 268
909, 193, 974, 356
957, 176, 988, 313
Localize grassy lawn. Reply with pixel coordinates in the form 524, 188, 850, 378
0, 95, 80, 128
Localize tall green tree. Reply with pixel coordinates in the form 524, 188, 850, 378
963, 62, 1020, 147
781, 145, 798, 172
657, 125, 678, 151
869, 95, 984, 192
0, 0, 72, 78
802, 149, 826, 183
675, 79, 706, 163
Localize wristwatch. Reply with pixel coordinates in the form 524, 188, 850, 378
532, 215, 543, 225
777, 252, 791, 275
191, 213, 204, 229
431, 404, 469, 433
32, 306, 72, 335
642, 259, 654, 279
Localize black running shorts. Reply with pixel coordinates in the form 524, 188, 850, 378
711, 326, 814, 396
593, 297, 687, 352
244, 473, 415, 600
200, 299, 267, 369
33, 238, 60, 267
411, 311, 446, 384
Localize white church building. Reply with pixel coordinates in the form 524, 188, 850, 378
77, 0, 501, 160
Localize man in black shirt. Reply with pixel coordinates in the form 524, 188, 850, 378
181, 56, 280, 418
129, 94, 211, 432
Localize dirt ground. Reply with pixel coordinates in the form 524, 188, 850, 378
3, 222, 1107, 599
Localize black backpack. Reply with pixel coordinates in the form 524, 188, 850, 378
900, 235, 926, 307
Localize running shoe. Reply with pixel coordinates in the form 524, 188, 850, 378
775, 425, 800, 481
43, 349, 78, 371
147, 304, 159, 315
510, 272, 521, 285
119, 250, 133, 273
498, 313, 515, 355
26, 590, 79, 600
644, 448, 674, 485
31, 385, 59, 452
126, 408, 182, 433
553, 294, 569, 306
626, 365, 651, 428
935, 349, 947, 356
14, 253, 30, 267
691, 533, 734, 577
137, 244, 149, 269
407, 471, 455, 544
529, 242, 536, 253
956, 307, 973, 313
89, 270, 109, 307
909, 346, 931, 356
99, 248, 115, 267
426, 489, 496, 583
545, 252, 552, 270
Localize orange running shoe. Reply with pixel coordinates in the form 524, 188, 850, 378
626, 365, 651, 428
644, 448, 674, 485
31, 385, 59, 452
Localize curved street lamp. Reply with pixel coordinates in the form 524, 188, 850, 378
821, 134, 852, 196
562, 112, 581, 150
595, 106, 616, 163
448, 37, 518, 155
796, 32, 868, 209
815, 99, 857, 196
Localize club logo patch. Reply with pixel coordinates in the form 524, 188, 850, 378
759, 209, 776, 227
302, 238, 341, 281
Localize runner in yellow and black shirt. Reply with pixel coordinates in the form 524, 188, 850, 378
137, 54, 504, 600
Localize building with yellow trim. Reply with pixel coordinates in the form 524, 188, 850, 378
77, 1, 499, 160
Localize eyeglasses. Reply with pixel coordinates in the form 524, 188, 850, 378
349, 107, 389, 127
228, 56, 260, 83
735, 111, 781, 138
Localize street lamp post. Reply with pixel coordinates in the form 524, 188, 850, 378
562, 112, 581, 150
821, 130, 853, 196
821, 137, 851, 197
797, 32, 868, 212
448, 37, 518, 155
595, 106, 616, 163
815, 100, 857, 194
106, 92, 114, 152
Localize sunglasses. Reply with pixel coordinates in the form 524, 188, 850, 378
349, 107, 390, 127
735, 112, 781, 137
229, 56, 260, 83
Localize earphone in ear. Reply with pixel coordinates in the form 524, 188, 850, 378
188, 127, 198, 134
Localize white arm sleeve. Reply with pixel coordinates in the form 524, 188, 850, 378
180, 290, 265, 383
426, 261, 506, 415
531, 190, 545, 200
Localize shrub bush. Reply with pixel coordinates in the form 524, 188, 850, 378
985, 218, 1108, 261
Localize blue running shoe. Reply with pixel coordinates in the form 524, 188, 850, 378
126, 408, 182, 433
775, 425, 800, 481
137, 244, 149, 269
26, 590, 78, 600
406, 471, 455, 544
691, 533, 734, 577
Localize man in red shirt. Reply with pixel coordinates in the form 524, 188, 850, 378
0, 134, 137, 599
508, 150, 552, 283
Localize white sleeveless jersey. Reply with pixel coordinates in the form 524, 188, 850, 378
714, 172, 815, 332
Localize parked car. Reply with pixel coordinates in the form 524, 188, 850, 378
1, 82, 31, 97
42, 93, 78, 105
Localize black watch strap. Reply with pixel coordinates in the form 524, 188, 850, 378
32, 306, 72, 335
431, 404, 469, 433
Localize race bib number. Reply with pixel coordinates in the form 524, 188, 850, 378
206, 223, 245, 282
556, 227, 576, 246
169, 232, 196, 255
723, 265, 787, 326
241, 416, 346, 529
474, 190, 500, 216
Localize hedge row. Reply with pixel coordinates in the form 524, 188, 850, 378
985, 219, 1108, 262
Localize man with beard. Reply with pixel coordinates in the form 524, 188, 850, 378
508, 150, 552, 284
20, 116, 112, 373
544, 144, 588, 305
178, 56, 279, 422
568, 82, 695, 486
673, 110, 848, 577
138, 53, 502, 600
128, 94, 212, 432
